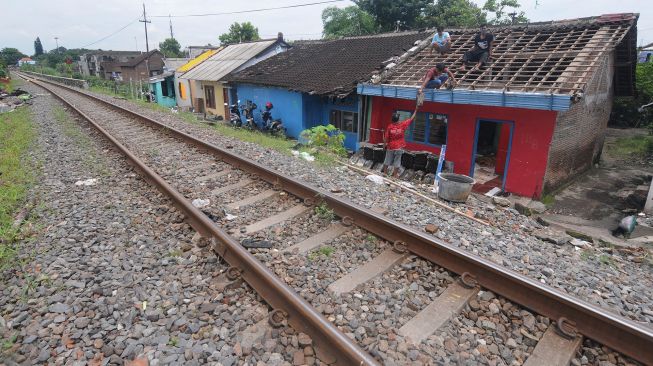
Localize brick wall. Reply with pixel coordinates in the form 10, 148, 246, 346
543, 52, 614, 192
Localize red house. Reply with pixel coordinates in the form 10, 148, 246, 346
357, 14, 638, 198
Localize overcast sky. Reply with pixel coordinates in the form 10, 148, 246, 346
1, 0, 650, 55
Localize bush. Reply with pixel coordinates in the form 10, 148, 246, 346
610, 63, 653, 128
299, 124, 347, 156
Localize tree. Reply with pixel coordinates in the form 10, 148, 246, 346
420, 0, 486, 28
159, 38, 183, 58
0, 48, 27, 66
322, 6, 376, 39
219, 22, 260, 45
34, 37, 44, 57
353, 0, 431, 32
483, 0, 528, 25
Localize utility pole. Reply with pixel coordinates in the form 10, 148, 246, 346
139, 3, 152, 78
54, 37, 59, 53
169, 15, 174, 39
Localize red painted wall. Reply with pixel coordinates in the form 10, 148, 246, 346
369, 96, 558, 198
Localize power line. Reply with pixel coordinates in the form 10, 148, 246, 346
151, 0, 344, 18
78, 17, 140, 49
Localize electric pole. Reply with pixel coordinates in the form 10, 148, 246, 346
139, 3, 152, 77
54, 37, 59, 53
169, 15, 174, 39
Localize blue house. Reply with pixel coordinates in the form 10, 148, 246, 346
148, 71, 177, 107
226, 31, 429, 151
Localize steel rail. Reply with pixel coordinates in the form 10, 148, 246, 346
24, 74, 653, 365
21, 74, 379, 366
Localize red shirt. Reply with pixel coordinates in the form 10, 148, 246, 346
385, 118, 414, 150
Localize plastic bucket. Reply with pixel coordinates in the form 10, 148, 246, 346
437, 173, 475, 203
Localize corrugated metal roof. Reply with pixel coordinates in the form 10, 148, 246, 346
180, 40, 277, 81
177, 49, 221, 73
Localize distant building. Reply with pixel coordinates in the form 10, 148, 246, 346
17, 57, 36, 66
78, 50, 142, 78
185, 46, 221, 59
102, 50, 165, 82
146, 58, 191, 108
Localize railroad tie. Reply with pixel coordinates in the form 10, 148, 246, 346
195, 169, 233, 183
226, 189, 277, 210
327, 248, 409, 295
398, 282, 478, 344
523, 325, 582, 366
244, 205, 309, 234
283, 224, 349, 254
211, 179, 253, 196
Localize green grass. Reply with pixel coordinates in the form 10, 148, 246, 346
212, 123, 296, 153
609, 135, 653, 158
308, 245, 335, 261
540, 194, 555, 206
0, 106, 37, 269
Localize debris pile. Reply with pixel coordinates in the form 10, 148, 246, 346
0, 88, 33, 113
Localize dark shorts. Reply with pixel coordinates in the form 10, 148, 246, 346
463, 48, 490, 64
383, 149, 403, 167
425, 74, 449, 89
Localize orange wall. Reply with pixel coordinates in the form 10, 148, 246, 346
369, 96, 558, 198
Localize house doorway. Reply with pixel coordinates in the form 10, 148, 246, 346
470, 119, 513, 192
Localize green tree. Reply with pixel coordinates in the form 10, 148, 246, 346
420, 0, 486, 28
353, 0, 431, 31
219, 22, 260, 45
159, 38, 183, 57
482, 0, 528, 25
34, 37, 44, 57
0, 48, 27, 66
322, 6, 376, 39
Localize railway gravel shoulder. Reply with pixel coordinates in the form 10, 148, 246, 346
0, 82, 305, 365
82, 90, 653, 326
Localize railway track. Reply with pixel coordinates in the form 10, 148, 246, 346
18, 73, 653, 365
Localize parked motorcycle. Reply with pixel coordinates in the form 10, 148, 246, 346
240, 101, 258, 130
261, 102, 286, 136
227, 101, 242, 127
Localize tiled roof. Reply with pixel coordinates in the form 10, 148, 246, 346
226, 31, 430, 97
119, 50, 163, 67
180, 39, 283, 81
163, 58, 190, 70
378, 13, 638, 95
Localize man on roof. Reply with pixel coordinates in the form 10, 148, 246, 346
418, 63, 457, 93
460, 24, 494, 71
429, 26, 451, 55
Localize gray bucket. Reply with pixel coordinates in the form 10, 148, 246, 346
437, 173, 475, 203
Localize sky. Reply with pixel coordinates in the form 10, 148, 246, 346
0, 0, 651, 56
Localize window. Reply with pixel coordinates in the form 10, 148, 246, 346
161, 81, 170, 97
395, 110, 448, 146
330, 110, 358, 133
204, 85, 216, 109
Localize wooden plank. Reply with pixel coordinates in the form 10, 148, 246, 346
398, 282, 479, 344
244, 205, 309, 234
283, 224, 349, 254
226, 189, 277, 210
327, 248, 408, 295
523, 325, 582, 366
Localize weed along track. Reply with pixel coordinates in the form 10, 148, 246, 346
19, 73, 653, 365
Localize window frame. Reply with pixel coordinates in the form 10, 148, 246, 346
329, 109, 358, 134
395, 110, 448, 147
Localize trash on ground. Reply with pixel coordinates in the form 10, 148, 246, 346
299, 151, 315, 162
192, 198, 210, 208
398, 181, 415, 189
225, 213, 238, 221
74, 178, 98, 186
365, 174, 385, 185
